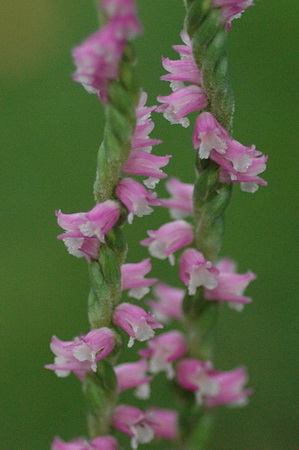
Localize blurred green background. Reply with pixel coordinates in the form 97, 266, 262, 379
1, 1, 298, 449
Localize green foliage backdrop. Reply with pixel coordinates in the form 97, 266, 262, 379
1, 1, 298, 448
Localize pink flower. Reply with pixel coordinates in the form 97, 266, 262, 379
72, 25, 125, 102
145, 408, 178, 441
204, 258, 256, 311
56, 200, 120, 262
160, 177, 194, 219
116, 178, 161, 224
180, 248, 219, 295
114, 359, 153, 399
122, 150, 171, 189
176, 359, 251, 407
172, 29, 193, 58
157, 85, 208, 128
112, 405, 177, 448
121, 258, 157, 300
52, 436, 118, 450
132, 91, 162, 153
193, 112, 268, 192
113, 302, 163, 347
140, 220, 194, 265
139, 331, 187, 379
161, 56, 202, 86
45, 328, 115, 381
101, 0, 142, 39
212, 0, 254, 30
112, 405, 155, 449
147, 282, 184, 323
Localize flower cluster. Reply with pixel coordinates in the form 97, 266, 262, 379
157, 30, 267, 192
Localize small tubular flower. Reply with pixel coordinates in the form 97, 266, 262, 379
72, 25, 125, 102
132, 91, 162, 153
114, 359, 153, 399
176, 359, 251, 407
157, 85, 208, 128
121, 258, 157, 300
193, 112, 267, 193
180, 248, 219, 295
113, 302, 163, 347
56, 200, 120, 261
122, 150, 171, 189
145, 408, 178, 441
212, 0, 254, 30
112, 405, 155, 449
160, 177, 194, 219
161, 56, 202, 86
116, 177, 161, 224
204, 258, 256, 311
139, 331, 187, 379
140, 220, 194, 265
45, 328, 115, 381
52, 435, 118, 450
147, 282, 184, 323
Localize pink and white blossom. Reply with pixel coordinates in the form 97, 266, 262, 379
204, 258, 256, 311
112, 405, 155, 449
45, 328, 115, 381
139, 331, 187, 379
101, 0, 142, 39
56, 200, 120, 261
113, 302, 163, 347
121, 258, 157, 300
122, 150, 171, 189
157, 85, 208, 128
116, 178, 161, 224
161, 56, 202, 86
180, 248, 219, 295
193, 112, 267, 192
147, 282, 184, 323
161, 177, 194, 219
115, 359, 153, 399
172, 30, 193, 59
132, 91, 162, 153
212, 0, 254, 30
176, 359, 251, 407
72, 25, 125, 102
145, 408, 178, 441
140, 220, 194, 265
52, 435, 118, 450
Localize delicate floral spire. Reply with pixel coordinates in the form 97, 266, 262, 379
56, 201, 120, 261
112, 405, 155, 449
140, 331, 187, 379
212, 0, 254, 30
45, 328, 115, 380
114, 359, 153, 399
176, 359, 252, 407
140, 220, 194, 265
193, 112, 268, 192
180, 248, 219, 295
52, 435, 118, 450
121, 258, 157, 300
116, 177, 161, 224
147, 282, 184, 323
204, 258, 256, 311
113, 302, 163, 347
160, 177, 194, 219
